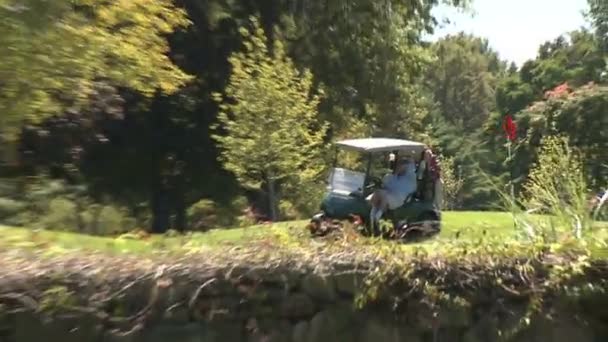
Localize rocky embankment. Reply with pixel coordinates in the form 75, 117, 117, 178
0, 247, 607, 342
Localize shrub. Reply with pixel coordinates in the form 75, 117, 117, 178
221, 196, 254, 227
440, 156, 464, 210
278, 200, 299, 221
187, 199, 218, 231
0, 197, 26, 220
39, 197, 79, 231
522, 136, 591, 239
187, 196, 253, 229
96, 206, 134, 235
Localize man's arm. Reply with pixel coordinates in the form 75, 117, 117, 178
381, 173, 392, 189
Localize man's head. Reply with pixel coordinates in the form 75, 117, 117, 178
395, 158, 412, 175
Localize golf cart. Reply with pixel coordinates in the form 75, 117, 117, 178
309, 138, 442, 241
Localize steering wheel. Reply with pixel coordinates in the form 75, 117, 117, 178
366, 176, 383, 190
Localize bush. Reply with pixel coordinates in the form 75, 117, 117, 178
94, 206, 135, 235
188, 196, 253, 229
280, 180, 325, 219
279, 200, 299, 221
187, 199, 217, 231
441, 156, 464, 210
522, 136, 591, 239
0, 197, 26, 220
0, 176, 139, 235
222, 196, 255, 227
39, 197, 79, 231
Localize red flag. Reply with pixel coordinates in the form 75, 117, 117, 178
502, 114, 517, 142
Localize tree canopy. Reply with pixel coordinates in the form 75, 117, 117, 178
0, 0, 191, 132
1, 0, 606, 231
213, 18, 327, 220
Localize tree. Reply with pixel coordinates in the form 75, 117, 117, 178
523, 136, 590, 239
519, 82, 608, 189
9, 0, 472, 226
211, 0, 469, 139
0, 0, 192, 132
588, 0, 608, 49
495, 30, 605, 117
423, 34, 507, 208
213, 18, 327, 221
426, 33, 505, 130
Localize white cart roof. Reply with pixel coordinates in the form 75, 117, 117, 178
335, 138, 426, 154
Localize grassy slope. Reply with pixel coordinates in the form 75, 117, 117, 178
0, 211, 605, 256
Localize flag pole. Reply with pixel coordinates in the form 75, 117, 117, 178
507, 140, 514, 204
503, 114, 517, 229
507, 139, 516, 230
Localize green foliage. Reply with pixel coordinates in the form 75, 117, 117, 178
588, 0, 608, 49
264, 0, 469, 139
440, 156, 463, 210
423, 34, 508, 209
522, 136, 591, 239
278, 200, 299, 221
521, 83, 608, 189
213, 17, 328, 220
353, 225, 596, 336
0, 0, 192, 131
496, 30, 604, 116
39, 286, 76, 314
96, 206, 136, 235
427, 33, 505, 130
429, 114, 505, 209
0, 177, 137, 234
0, 197, 26, 220
39, 198, 79, 231
187, 196, 252, 229
187, 199, 217, 231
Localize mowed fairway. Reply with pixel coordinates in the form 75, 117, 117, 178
0, 211, 604, 255
439, 211, 517, 240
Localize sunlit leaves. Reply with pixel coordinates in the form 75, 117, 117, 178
213, 17, 328, 217
0, 0, 192, 132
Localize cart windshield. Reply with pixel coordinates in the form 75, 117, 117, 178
327, 150, 393, 195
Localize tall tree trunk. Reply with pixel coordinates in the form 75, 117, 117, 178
267, 177, 278, 221
91, 204, 102, 235
150, 185, 170, 234
174, 191, 186, 232
75, 200, 86, 233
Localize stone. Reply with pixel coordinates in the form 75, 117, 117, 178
301, 274, 336, 302
324, 303, 354, 332
142, 323, 203, 342
14, 311, 103, 342
13, 311, 44, 342
438, 305, 472, 328
292, 321, 309, 342
394, 327, 423, 342
163, 304, 190, 324
462, 315, 499, 342
434, 328, 462, 342
359, 318, 399, 342
263, 269, 302, 290
550, 316, 595, 342
259, 288, 290, 305
281, 293, 315, 319
462, 329, 482, 342
104, 328, 143, 342
248, 329, 289, 342
307, 311, 341, 342
200, 322, 245, 342
496, 304, 528, 334
333, 271, 366, 296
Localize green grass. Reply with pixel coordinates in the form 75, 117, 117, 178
0, 211, 605, 256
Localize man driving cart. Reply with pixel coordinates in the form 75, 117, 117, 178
368, 157, 417, 229
309, 138, 442, 241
